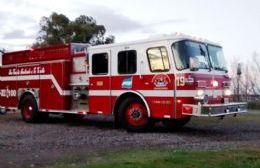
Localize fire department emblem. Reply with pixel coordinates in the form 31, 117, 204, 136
152, 74, 171, 89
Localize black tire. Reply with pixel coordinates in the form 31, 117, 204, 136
163, 117, 191, 130
118, 97, 153, 132
20, 95, 40, 123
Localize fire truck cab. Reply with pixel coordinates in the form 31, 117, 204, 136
0, 33, 247, 131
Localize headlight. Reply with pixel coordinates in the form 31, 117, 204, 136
197, 89, 204, 97
212, 80, 219, 87
194, 89, 205, 100
224, 89, 232, 96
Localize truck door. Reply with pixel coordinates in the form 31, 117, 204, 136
145, 46, 175, 118
40, 62, 68, 110
89, 50, 111, 115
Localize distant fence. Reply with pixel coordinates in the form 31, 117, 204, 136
232, 94, 260, 109
232, 94, 260, 102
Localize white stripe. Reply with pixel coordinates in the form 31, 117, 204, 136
0, 76, 17, 81
176, 90, 223, 97
1, 59, 69, 68
176, 90, 197, 97
0, 106, 17, 110
89, 90, 110, 96
136, 90, 173, 97
0, 75, 71, 96
88, 90, 173, 97
89, 89, 224, 97
62, 91, 72, 96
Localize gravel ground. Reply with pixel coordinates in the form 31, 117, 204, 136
0, 111, 259, 168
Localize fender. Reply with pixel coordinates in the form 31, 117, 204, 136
112, 90, 151, 117
18, 88, 39, 109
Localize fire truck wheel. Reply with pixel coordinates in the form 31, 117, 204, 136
20, 95, 41, 123
162, 117, 191, 130
0, 109, 7, 115
118, 97, 152, 132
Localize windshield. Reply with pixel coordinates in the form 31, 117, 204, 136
172, 40, 210, 70
208, 45, 227, 72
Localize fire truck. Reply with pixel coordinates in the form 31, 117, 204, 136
0, 34, 247, 131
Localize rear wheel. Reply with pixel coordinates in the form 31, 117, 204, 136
21, 95, 40, 123
163, 117, 191, 130
118, 97, 153, 132
0, 109, 7, 115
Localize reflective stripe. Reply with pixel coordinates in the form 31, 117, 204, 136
89, 90, 111, 96
0, 75, 71, 96
89, 89, 224, 97
88, 90, 173, 97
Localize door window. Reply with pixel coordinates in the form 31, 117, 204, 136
92, 53, 108, 75
147, 47, 170, 72
118, 50, 137, 74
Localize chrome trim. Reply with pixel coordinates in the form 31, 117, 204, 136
40, 109, 87, 114
182, 102, 247, 117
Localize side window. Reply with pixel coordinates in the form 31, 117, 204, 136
118, 50, 137, 74
147, 47, 170, 72
92, 53, 108, 75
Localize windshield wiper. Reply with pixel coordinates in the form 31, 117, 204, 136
214, 67, 228, 72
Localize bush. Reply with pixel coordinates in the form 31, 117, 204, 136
248, 101, 260, 109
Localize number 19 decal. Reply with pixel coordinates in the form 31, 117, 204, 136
176, 76, 185, 86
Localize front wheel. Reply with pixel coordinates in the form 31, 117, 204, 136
118, 97, 153, 132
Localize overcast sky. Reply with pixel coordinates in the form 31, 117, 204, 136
0, 0, 259, 63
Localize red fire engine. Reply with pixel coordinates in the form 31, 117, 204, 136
0, 34, 247, 131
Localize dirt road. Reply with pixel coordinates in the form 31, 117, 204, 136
0, 111, 259, 168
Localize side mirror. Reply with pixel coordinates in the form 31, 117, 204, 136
237, 63, 242, 76
189, 57, 199, 71
0, 50, 4, 67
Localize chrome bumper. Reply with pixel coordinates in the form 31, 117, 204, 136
182, 102, 247, 117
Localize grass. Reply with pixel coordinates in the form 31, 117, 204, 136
45, 149, 260, 168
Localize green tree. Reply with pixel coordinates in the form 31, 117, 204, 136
33, 12, 114, 48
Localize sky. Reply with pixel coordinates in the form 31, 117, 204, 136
0, 0, 259, 63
